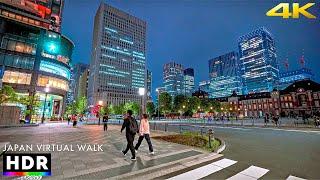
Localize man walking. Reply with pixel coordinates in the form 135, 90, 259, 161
121, 110, 138, 161
103, 113, 108, 131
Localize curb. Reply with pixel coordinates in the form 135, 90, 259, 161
0, 124, 39, 128
215, 138, 226, 154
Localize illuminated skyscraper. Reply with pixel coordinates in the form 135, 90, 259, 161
88, 3, 146, 106
163, 62, 184, 97
208, 51, 242, 98
238, 27, 279, 94
183, 68, 195, 96
0, 0, 74, 120
146, 69, 152, 101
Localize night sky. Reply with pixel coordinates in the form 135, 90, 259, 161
62, 0, 320, 98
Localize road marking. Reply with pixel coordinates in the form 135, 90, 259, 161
227, 165, 269, 180
167, 158, 237, 180
286, 175, 306, 180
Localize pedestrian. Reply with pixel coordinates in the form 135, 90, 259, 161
264, 113, 268, 126
134, 114, 154, 155
103, 113, 108, 131
67, 115, 71, 125
121, 110, 139, 161
72, 114, 77, 127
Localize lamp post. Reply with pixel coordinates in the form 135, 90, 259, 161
41, 84, 50, 124
98, 100, 103, 125
138, 88, 145, 117
156, 88, 160, 120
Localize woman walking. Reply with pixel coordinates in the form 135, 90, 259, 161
135, 114, 154, 155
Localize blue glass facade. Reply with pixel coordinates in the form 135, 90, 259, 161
238, 27, 279, 94
183, 68, 195, 96
279, 68, 314, 90
208, 51, 242, 98
163, 62, 184, 97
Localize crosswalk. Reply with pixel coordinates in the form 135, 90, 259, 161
167, 158, 306, 180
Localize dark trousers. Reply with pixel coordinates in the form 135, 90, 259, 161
103, 123, 108, 131
135, 134, 153, 152
123, 133, 135, 158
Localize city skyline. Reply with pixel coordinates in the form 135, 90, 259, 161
62, 0, 320, 98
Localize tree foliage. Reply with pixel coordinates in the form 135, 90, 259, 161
0, 85, 18, 105
159, 92, 172, 114
75, 96, 87, 115
146, 101, 155, 116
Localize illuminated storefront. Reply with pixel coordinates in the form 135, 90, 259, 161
0, 0, 74, 122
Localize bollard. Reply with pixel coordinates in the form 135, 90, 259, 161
208, 129, 214, 148
154, 122, 156, 130
165, 123, 168, 132
179, 124, 182, 134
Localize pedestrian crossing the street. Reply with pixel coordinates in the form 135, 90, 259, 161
167, 158, 306, 180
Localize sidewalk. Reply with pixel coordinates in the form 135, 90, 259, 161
0, 124, 221, 179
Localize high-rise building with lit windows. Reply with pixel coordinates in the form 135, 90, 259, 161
208, 51, 242, 98
0, 0, 74, 121
146, 69, 152, 101
238, 27, 279, 94
163, 62, 184, 97
183, 68, 194, 96
88, 3, 146, 106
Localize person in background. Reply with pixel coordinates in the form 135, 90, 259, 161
103, 113, 108, 132
134, 114, 154, 155
121, 110, 138, 161
72, 114, 77, 127
67, 115, 71, 125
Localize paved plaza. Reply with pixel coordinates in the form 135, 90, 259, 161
0, 123, 220, 179
0, 122, 319, 179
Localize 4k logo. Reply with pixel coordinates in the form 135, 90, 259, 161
266, 3, 316, 19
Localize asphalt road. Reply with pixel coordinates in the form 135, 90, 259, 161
141, 121, 320, 179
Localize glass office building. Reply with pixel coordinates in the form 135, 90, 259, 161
183, 68, 195, 96
238, 27, 279, 94
88, 3, 147, 106
208, 51, 242, 98
0, 0, 74, 120
163, 62, 184, 97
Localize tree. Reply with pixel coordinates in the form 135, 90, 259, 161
113, 104, 124, 115
173, 94, 187, 113
124, 102, 140, 115
159, 92, 172, 115
75, 96, 87, 116
0, 85, 18, 105
18, 94, 41, 121
187, 96, 201, 113
146, 101, 155, 116
65, 102, 77, 117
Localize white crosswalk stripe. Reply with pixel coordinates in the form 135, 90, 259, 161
227, 165, 269, 180
286, 175, 306, 180
167, 158, 237, 180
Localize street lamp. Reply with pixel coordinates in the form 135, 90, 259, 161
138, 88, 145, 117
98, 100, 103, 125
156, 88, 160, 120
41, 84, 50, 123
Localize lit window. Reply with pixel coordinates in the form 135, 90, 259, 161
2, 71, 31, 85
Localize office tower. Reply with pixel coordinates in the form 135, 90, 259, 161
238, 27, 279, 94
183, 68, 195, 96
77, 68, 89, 99
146, 69, 152, 101
199, 80, 210, 93
163, 62, 184, 97
208, 51, 242, 98
88, 3, 147, 106
70, 63, 89, 101
0, 0, 74, 120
